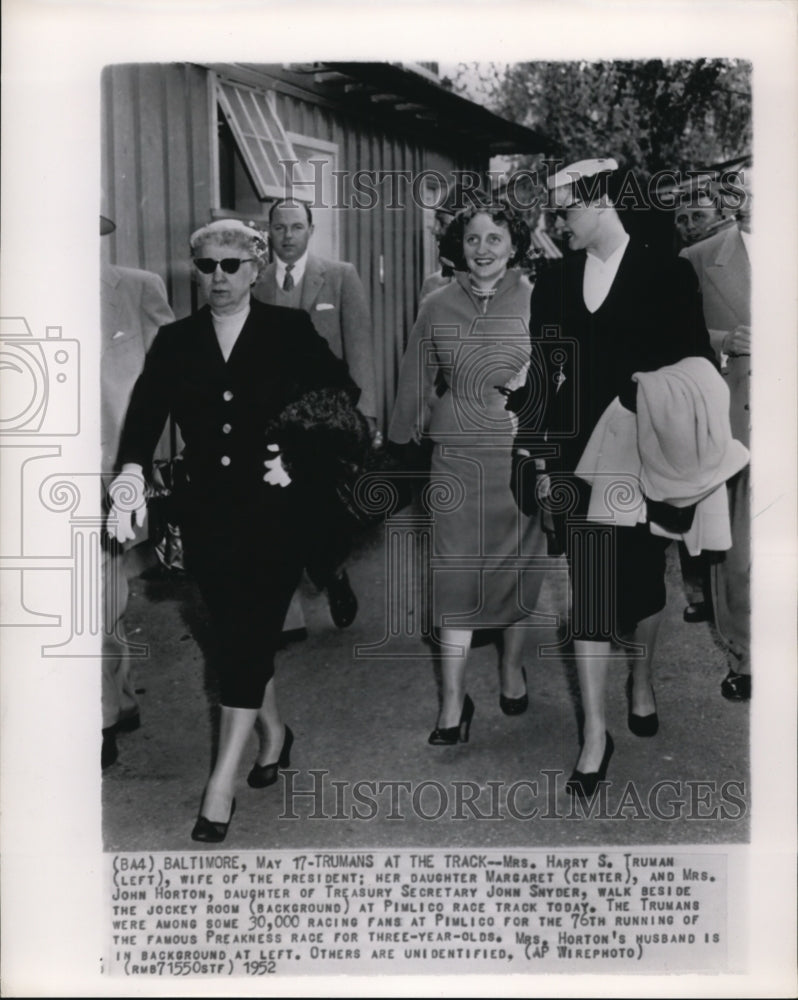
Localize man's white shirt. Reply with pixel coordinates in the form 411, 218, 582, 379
275, 249, 310, 289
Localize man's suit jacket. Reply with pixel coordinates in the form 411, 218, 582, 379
101, 263, 174, 472
680, 226, 750, 447
253, 254, 377, 419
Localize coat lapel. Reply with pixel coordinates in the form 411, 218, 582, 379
300, 255, 325, 311
565, 250, 588, 312
597, 239, 635, 312
254, 263, 279, 305
224, 300, 268, 369
193, 306, 228, 368
703, 227, 750, 324
100, 264, 123, 349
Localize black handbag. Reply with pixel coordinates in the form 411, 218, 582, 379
146, 456, 188, 573
646, 497, 698, 533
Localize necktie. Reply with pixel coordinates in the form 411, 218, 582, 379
283, 264, 295, 292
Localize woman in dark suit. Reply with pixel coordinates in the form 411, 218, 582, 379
106, 220, 360, 842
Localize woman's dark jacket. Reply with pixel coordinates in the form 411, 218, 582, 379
117, 299, 368, 516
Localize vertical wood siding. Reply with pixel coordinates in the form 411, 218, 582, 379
102, 63, 212, 320
102, 63, 485, 431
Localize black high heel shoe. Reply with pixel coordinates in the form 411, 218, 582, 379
626, 675, 659, 737
429, 694, 475, 745
500, 667, 528, 716
566, 732, 614, 800
191, 798, 236, 843
247, 726, 294, 788
720, 669, 750, 701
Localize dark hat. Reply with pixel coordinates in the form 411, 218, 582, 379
100, 215, 116, 236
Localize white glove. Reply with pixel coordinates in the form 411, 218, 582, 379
263, 444, 291, 487
106, 464, 147, 543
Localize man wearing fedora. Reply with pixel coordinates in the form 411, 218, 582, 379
254, 198, 377, 630
101, 213, 174, 767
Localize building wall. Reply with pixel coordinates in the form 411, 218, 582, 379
101, 63, 213, 322
102, 62, 487, 431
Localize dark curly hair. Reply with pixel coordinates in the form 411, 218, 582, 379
439, 201, 532, 272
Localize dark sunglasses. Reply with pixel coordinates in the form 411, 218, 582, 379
193, 257, 256, 274
547, 203, 582, 221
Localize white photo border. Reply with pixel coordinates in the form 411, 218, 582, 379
1, 0, 796, 996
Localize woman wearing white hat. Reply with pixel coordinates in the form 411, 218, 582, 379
106, 219, 363, 842
522, 158, 719, 799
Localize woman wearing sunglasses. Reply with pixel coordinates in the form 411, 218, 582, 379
106, 219, 361, 843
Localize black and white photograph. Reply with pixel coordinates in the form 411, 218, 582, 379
99, 58, 756, 850
1, 1, 796, 995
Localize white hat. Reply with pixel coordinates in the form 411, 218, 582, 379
547, 158, 619, 196
190, 218, 268, 255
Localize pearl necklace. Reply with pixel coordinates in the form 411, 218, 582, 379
469, 281, 500, 314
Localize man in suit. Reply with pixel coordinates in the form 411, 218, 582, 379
253, 199, 377, 629
673, 184, 735, 626
101, 214, 175, 766
680, 168, 752, 701
674, 186, 735, 249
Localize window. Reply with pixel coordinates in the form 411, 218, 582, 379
213, 77, 339, 257
216, 78, 311, 200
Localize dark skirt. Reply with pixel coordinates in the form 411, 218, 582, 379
555, 479, 670, 641
180, 485, 308, 709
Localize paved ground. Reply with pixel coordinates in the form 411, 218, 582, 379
103, 518, 750, 851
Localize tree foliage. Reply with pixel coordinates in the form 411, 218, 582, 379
456, 60, 752, 182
